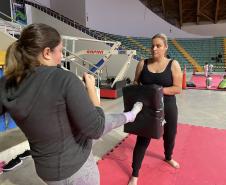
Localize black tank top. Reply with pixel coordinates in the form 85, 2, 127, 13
140, 59, 175, 102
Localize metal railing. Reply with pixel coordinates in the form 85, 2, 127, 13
62, 48, 101, 87
0, 11, 24, 37
24, 0, 144, 62
24, 0, 106, 40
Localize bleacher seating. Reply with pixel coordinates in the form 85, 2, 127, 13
168, 40, 191, 70
177, 37, 225, 72
223, 38, 226, 68
24, 0, 226, 72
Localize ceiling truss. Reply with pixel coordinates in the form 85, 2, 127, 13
140, 0, 226, 27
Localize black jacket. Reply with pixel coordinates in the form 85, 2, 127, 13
0, 66, 105, 181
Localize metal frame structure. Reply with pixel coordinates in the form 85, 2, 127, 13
62, 35, 136, 88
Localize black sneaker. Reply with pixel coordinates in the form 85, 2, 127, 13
3, 156, 23, 171
17, 150, 31, 160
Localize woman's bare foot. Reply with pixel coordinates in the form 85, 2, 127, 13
128, 176, 138, 185
165, 159, 180, 169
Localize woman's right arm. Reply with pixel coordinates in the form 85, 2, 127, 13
133, 60, 144, 85
83, 72, 100, 107
65, 73, 105, 139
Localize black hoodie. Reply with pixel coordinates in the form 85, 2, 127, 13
0, 66, 105, 181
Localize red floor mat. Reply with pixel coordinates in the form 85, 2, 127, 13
98, 124, 226, 185
189, 74, 223, 90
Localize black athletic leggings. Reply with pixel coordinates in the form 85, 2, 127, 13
131, 99, 178, 177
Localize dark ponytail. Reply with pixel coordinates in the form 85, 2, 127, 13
5, 23, 61, 85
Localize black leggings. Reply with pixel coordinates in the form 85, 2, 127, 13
131, 100, 178, 177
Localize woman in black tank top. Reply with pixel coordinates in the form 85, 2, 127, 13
128, 34, 182, 185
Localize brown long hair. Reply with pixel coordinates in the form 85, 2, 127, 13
5, 23, 61, 86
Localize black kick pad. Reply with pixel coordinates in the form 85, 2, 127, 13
123, 84, 164, 139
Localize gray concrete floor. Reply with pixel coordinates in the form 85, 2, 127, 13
0, 88, 226, 185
